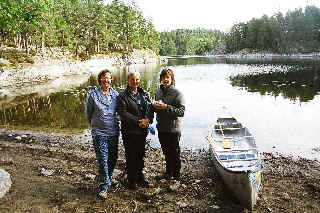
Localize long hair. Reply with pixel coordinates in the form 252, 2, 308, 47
160, 68, 175, 86
98, 69, 112, 86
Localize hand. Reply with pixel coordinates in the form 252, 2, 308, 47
139, 118, 150, 128
153, 101, 168, 110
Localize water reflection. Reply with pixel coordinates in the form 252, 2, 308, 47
229, 63, 320, 102
0, 88, 91, 131
1, 57, 320, 160
0, 64, 161, 132
168, 56, 226, 66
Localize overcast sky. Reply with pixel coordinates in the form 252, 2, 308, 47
104, 0, 320, 32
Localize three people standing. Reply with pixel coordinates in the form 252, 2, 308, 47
86, 68, 185, 196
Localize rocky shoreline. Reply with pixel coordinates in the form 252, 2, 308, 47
0, 48, 167, 100
0, 129, 320, 212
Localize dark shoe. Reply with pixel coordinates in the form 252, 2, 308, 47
155, 173, 170, 180
128, 182, 137, 190
172, 176, 180, 181
172, 173, 180, 181
137, 179, 150, 188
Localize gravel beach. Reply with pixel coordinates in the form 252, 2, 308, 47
0, 129, 320, 213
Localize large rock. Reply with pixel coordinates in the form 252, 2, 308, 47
0, 58, 11, 66
0, 169, 12, 198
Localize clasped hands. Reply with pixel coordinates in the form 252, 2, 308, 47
139, 118, 150, 129
153, 101, 168, 110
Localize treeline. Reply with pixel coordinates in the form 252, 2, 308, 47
0, 0, 159, 57
159, 29, 225, 56
225, 5, 320, 54
1, 1, 319, 58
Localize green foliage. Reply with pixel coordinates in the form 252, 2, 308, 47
159, 28, 226, 56
0, 0, 160, 57
0, 49, 34, 64
225, 5, 320, 54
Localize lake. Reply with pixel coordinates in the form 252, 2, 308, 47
1, 57, 320, 160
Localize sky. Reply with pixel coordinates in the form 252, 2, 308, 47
104, 0, 320, 32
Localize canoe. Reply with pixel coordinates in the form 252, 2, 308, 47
205, 112, 263, 209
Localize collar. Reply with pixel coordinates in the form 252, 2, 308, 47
125, 86, 145, 95
98, 86, 117, 98
160, 84, 174, 91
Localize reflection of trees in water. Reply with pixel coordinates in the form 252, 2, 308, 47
0, 89, 90, 131
0, 66, 161, 131
111, 65, 161, 99
229, 64, 320, 102
168, 57, 226, 66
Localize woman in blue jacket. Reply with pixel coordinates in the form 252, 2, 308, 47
85, 69, 119, 199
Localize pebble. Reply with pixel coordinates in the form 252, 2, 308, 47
283, 192, 291, 201
0, 157, 14, 164
194, 179, 201, 184
14, 136, 22, 141
84, 173, 96, 180
169, 181, 181, 192
113, 169, 122, 178
177, 201, 188, 208
0, 169, 12, 199
39, 168, 55, 176
209, 204, 220, 210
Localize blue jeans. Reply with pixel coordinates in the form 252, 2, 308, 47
92, 134, 119, 191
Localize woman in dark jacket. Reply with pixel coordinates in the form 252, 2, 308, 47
116, 71, 154, 190
153, 68, 185, 180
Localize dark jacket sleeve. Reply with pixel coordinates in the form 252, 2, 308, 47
116, 94, 140, 125
145, 95, 154, 123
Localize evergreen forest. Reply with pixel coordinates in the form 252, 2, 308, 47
225, 5, 320, 54
0, 0, 320, 57
0, 0, 159, 57
160, 5, 320, 55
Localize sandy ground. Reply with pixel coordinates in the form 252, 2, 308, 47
0, 130, 320, 213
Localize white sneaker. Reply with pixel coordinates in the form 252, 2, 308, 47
98, 190, 108, 199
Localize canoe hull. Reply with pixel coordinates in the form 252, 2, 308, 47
209, 148, 263, 208
206, 113, 263, 209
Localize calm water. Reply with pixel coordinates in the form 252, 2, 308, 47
1, 57, 320, 160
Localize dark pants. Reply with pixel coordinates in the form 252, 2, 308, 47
92, 135, 119, 191
122, 133, 147, 184
158, 132, 181, 178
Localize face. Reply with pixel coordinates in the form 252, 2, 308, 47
128, 74, 140, 90
100, 73, 112, 89
161, 73, 172, 88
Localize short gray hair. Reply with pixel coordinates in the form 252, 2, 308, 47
127, 70, 140, 80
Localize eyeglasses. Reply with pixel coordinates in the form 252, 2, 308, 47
100, 77, 112, 80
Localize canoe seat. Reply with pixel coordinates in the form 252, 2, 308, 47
219, 153, 258, 161
223, 138, 231, 149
